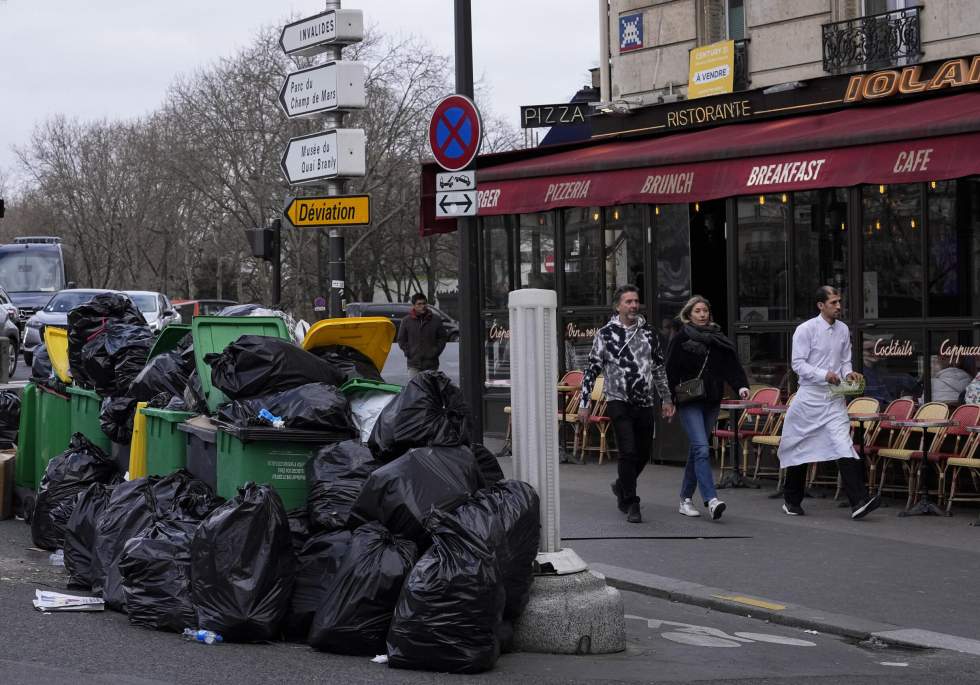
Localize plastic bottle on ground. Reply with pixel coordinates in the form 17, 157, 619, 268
182, 628, 223, 645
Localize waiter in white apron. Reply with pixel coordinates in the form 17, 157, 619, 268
778, 286, 881, 519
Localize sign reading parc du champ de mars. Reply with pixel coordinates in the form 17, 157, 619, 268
591, 53, 980, 139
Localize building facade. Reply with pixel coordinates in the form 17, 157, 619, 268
420, 1, 980, 453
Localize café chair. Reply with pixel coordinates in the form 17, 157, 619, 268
713, 386, 780, 480
750, 392, 795, 482
808, 396, 880, 498
500, 369, 584, 458
576, 376, 613, 464
944, 421, 980, 513
914, 403, 980, 508
876, 402, 949, 508
863, 398, 915, 491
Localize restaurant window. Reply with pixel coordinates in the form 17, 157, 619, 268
861, 330, 923, 406
518, 211, 555, 290
928, 330, 978, 405
737, 194, 789, 321
793, 189, 848, 319
482, 215, 512, 309
736, 331, 792, 396
655, 204, 691, 334
562, 311, 611, 374
562, 207, 604, 306
603, 205, 646, 303
927, 178, 980, 317
862, 183, 922, 319
484, 312, 511, 389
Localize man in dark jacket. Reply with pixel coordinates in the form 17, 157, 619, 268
397, 294, 448, 377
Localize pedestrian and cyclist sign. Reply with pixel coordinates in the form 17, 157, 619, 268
428, 94, 482, 172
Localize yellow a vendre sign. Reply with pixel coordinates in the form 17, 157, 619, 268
688, 40, 735, 100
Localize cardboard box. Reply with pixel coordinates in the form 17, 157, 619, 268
0, 449, 15, 520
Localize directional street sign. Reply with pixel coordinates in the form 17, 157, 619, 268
280, 129, 366, 185
279, 61, 367, 118
285, 194, 371, 227
428, 94, 482, 172
436, 191, 476, 217
279, 9, 364, 57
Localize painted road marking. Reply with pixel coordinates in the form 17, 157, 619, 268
662, 632, 742, 648
625, 615, 816, 649
733, 632, 818, 646
712, 594, 787, 610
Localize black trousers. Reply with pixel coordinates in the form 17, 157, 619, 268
784, 458, 866, 508
605, 401, 656, 504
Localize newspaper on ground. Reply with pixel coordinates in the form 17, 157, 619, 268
33, 589, 105, 612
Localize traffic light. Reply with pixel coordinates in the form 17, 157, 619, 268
0, 198, 5, 218
245, 226, 273, 259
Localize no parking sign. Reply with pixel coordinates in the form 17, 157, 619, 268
428, 94, 482, 172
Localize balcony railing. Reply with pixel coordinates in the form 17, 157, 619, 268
822, 6, 922, 75
734, 39, 750, 91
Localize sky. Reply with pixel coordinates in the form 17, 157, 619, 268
0, 0, 598, 187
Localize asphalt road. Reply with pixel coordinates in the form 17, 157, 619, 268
1, 516, 977, 685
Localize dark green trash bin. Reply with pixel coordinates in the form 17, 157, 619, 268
142, 407, 195, 476
215, 430, 313, 510
35, 384, 72, 487
66, 386, 111, 454
15, 383, 38, 490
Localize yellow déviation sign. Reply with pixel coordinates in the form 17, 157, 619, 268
285, 195, 371, 227
688, 39, 735, 100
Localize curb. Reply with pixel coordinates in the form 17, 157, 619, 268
590, 563, 980, 656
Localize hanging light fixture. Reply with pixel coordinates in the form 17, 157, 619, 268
613, 209, 620, 220
758, 195, 765, 205
592, 211, 600, 222
910, 218, 917, 229
879, 184, 886, 194
840, 222, 846, 231
694, 202, 700, 212
875, 219, 881, 231
781, 193, 788, 203
930, 181, 937, 190
655, 205, 660, 216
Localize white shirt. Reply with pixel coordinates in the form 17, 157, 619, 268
791, 315, 853, 387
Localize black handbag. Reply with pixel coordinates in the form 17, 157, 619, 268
674, 352, 709, 404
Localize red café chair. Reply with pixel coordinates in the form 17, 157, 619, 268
864, 398, 915, 491
713, 386, 780, 479
916, 403, 980, 508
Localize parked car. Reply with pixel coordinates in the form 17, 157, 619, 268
0, 284, 20, 333
344, 301, 460, 342
0, 306, 19, 378
124, 291, 182, 332
22, 288, 114, 366
171, 298, 238, 321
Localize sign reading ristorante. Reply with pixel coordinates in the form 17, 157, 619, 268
591, 54, 980, 139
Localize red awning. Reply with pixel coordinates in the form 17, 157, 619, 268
420, 91, 980, 234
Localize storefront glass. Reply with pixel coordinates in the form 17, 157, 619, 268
655, 203, 692, 331
793, 189, 849, 318
929, 329, 978, 404
603, 205, 646, 302
562, 207, 604, 306
484, 312, 511, 388
861, 330, 923, 406
562, 311, 609, 373
482, 215, 512, 309
736, 331, 792, 395
737, 194, 790, 322
927, 178, 980, 317
518, 211, 556, 290
862, 184, 923, 319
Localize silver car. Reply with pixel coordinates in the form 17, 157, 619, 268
124, 291, 182, 332
22, 288, 114, 366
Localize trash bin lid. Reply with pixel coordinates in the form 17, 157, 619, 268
301, 317, 395, 372
191, 316, 291, 413
148, 324, 191, 359
43, 326, 72, 384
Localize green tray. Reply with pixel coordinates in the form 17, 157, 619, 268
339, 378, 401, 396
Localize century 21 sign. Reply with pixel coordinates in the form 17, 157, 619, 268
844, 56, 980, 102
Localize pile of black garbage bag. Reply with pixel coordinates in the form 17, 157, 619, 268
0, 389, 20, 448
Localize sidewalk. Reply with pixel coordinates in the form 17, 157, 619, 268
494, 448, 980, 652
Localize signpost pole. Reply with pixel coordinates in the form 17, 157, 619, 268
324, 0, 346, 319
454, 0, 483, 443
271, 218, 282, 307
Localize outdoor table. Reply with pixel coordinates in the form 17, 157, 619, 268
556, 384, 579, 464
964, 426, 980, 527
890, 418, 955, 517
717, 400, 765, 489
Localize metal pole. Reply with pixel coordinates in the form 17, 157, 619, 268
454, 0, 484, 442
324, 0, 345, 319
271, 219, 282, 307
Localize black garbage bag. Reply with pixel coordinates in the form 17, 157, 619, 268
350, 446, 484, 544
287, 507, 311, 554
285, 529, 352, 640
0, 390, 20, 447
471, 481, 540, 619
190, 482, 295, 642
129, 351, 190, 403
387, 504, 505, 674
31, 433, 120, 550
31, 343, 54, 382
307, 441, 380, 533
119, 517, 201, 632
308, 522, 417, 655
68, 292, 146, 389
81, 322, 154, 396
14, 486, 36, 522
217, 382, 355, 435
164, 396, 188, 411
308, 345, 383, 384
368, 371, 472, 462
216, 303, 266, 317
100, 396, 137, 444
64, 482, 116, 589
205, 335, 343, 400
94, 470, 220, 612
471, 443, 505, 485
183, 370, 209, 414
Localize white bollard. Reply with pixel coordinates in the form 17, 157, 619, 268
509, 289, 625, 654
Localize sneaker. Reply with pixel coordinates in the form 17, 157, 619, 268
782, 503, 805, 516
627, 501, 642, 523
611, 482, 629, 513
678, 498, 701, 517
851, 494, 881, 520
708, 498, 727, 521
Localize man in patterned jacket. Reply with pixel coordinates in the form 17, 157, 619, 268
579, 284, 674, 523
